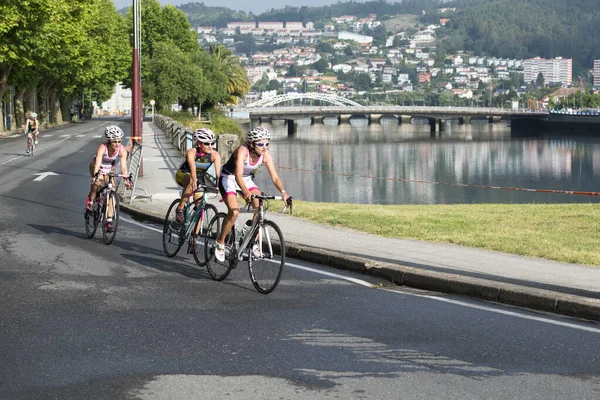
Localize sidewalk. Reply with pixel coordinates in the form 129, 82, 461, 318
121, 122, 600, 321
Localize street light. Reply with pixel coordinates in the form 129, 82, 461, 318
579, 76, 584, 109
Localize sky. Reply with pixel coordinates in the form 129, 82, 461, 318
112, 0, 360, 14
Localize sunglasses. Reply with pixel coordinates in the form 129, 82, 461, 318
256, 142, 270, 147
110, 140, 121, 144
201, 142, 215, 146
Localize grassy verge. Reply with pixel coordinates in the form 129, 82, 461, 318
292, 201, 600, 266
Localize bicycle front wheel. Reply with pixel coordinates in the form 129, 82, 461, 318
204, 213, 234, 281
84, 202, 99, 238
248, 220, 285, 294
102, 192, 120, 245
163, 199, 184, 257
192, 204, 218, 267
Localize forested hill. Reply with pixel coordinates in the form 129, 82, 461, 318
442, 0, 600, 69
177, 2, 252, 27
172, 0, 599, 69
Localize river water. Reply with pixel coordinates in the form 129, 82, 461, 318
250, 118, 600, 205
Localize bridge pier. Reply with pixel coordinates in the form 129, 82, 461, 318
460, 117, 470, 125
286, 119, 296, 136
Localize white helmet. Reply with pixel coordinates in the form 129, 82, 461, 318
246, 126, 270, 142
105, 125, 124, 140
30, 112, 37, 119
193, 128, 216, 143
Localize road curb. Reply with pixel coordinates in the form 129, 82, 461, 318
120, 203, 600, 321
286, 243, 600, 322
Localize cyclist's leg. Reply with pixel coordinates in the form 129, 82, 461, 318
218, 193, 240, 245
87, 162, 101, 208
175, 170, 192, 222
25, 133, 32, 153
107, 175, 117, 219
34, 130, 39, 144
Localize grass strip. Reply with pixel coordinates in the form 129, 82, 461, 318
292, 201, 600, 267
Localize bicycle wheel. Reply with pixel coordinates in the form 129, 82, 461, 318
248, 220, 285, 294
84, 201, 99, 238
102, 191, 120, 245
204, 213, 234, 281
192, 204, 218, 267
29, 139, 34, 156
163, 199, 184, 257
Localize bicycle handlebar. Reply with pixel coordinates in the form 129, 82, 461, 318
94, 171, 132, 180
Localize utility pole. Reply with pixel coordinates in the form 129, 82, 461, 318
132, 0, 143, 175
580, 76, 584, 109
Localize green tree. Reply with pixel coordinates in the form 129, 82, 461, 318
536, 72, 545, 87
314, 58, 329, 73
209, 44, 250, 104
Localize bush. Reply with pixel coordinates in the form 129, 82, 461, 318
160, 107, 244, 141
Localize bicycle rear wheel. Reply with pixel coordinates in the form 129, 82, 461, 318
102, 191, 119, 245
192, 204, 218, 267
248, 220, 285, 294
84, 201, 99, 238
204, 213, 234, 281
163, 199, 184, 257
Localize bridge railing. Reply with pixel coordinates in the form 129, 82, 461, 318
235, 105, 548, 118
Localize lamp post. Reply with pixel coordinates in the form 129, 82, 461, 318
132, 0, 143, 175
579, 76, 584, 110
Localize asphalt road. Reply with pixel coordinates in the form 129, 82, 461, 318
1, 119, 600, 399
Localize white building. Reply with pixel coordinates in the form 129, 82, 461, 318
594, 60, 600, 86
338, 31, 373, 45
101, 83, 131, 114
523, 57, 572, 85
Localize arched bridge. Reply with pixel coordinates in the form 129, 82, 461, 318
247, 92, 363, 108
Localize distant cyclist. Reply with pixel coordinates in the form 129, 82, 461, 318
24, 112, 39, 154
174, 128, 222, 223
214, 126, 290, 262
86, 125, 132, 232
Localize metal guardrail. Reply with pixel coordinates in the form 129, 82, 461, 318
120, 141, 152, 204
154, 115, 194, 157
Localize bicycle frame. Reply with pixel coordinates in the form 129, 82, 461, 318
182, 187, 214, 239
232, 194, 291, 261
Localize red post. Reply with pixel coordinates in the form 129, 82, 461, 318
131, 48, 143, 176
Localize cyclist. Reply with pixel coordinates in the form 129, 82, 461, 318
24, 112, 39, 154
174, 128, 222, 223
86, 125, 131, 232
215, 126, 290, 262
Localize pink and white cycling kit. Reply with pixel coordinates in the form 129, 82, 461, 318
94, 143, 122, 174
219, 145, 263, 197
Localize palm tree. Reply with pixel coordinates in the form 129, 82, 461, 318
208, 44, 250, 105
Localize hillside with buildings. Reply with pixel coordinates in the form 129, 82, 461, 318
179, 0, 600, 109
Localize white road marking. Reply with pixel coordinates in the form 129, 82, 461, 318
33, 171, 58, 181
0, 122, 111, 166
121, 215, 600, 334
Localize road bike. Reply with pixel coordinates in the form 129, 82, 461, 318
85, 172, 131, 245
162, 184, 219, 267
26, 133, 35, 156
204, 193, 293, 294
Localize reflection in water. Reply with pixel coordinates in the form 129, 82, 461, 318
251, 120, 600, 205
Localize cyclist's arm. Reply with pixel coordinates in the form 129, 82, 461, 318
263, 151, 289, 200
234, 146, 251, 200
186, 147, 198, 187
92, 144, 106, 178
119, 146, 129, 177
211, 151, 222, 181
24, 120, 30, 134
